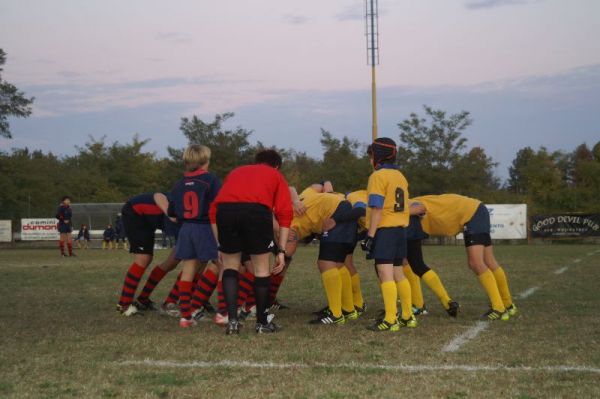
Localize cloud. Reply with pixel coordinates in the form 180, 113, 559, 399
465, 0, 540, 10
154, 32, 192, 44
284, 14, 310, 25
335, 1, 388, 22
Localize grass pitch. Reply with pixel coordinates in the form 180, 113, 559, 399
1, 244, 599, 398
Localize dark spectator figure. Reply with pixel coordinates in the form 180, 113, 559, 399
76, 224, 91, 249
114, 214, 128, 250
102, 224, 116, 250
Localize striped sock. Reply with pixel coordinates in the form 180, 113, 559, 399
244, 286, 256, 312
238, 272, 255, 307
67, 242, 73, 255
118, 263, 146, 307
165, 272, 182, 304
191, 269, 218, 310
178, 280, 193, 320
137, 266, 168, 303
217, 281, 227, 316
270, 273, 285, 304
59, 240, 65, 255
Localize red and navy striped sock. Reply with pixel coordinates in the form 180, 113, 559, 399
191, 269, 218, 310
178, 280, 193, 319
245, 287, 256, 312
67, 242, 73, 255
217, 281, 227, 316
118, 263, 146, 307
59, 240, 65, 255
270, 273, 285, 304
238, 271, 255, 307
164, 272, 181, 304
137, 266, 168, 303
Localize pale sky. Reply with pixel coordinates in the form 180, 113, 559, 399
1, 0, 599, 179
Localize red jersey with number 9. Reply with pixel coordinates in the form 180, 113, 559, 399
169, 169, 221, 224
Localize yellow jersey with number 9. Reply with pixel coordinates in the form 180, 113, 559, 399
411, 194, 481, 236
366, 167, 409, 228
291, 187, 343, 239
346, 190, 368, 231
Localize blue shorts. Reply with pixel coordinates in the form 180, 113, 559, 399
367, 227, 407, 266
175, 223, 218, 261
407, 216, 429, 241
321, 201, 357, 244
464, 204, 491, 235
57, 223, 72, 234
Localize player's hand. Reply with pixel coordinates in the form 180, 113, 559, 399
322, 218, 336, 232
293, 200, 307, 216
169, 217, 177, 223
361, 236, 374, 252
272, 252, 286, 274
410, 203, 426, 216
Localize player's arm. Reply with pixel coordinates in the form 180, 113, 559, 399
289, 187, 306, 216
362, 175, 385, 251
154, 193, 170, 215
409, 201, 426, 216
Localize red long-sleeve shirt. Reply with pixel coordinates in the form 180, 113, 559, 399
209, 164, 293, 228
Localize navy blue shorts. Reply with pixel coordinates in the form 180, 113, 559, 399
464, 204, 491, 235
319, 201, 357, 262
407, 216, 429, 241
175, 223, 218, 261
57, 223, 72, 234
367, 227, 407, 266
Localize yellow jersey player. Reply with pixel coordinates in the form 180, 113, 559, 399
362, 137, 416, 332
412, 194, 516, 321
286, 185, 359, 324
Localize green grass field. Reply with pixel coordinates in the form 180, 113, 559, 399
1, 244, 599, 398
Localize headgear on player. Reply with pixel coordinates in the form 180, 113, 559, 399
367, 137, 398, 167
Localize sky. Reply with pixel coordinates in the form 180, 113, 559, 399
1, 0, 599, 180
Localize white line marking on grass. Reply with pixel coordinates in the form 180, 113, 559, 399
117, 359, 600, 374
518, 286, 540, 299
441, 321, 489, 353
554, 267, 569, 275
573, 258, 582, 263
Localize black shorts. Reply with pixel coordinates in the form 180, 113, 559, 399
57, 223, 72, 234
464, 204, 492, 247
216, 203, 274, 255
407, 215, 429, 241
122, 203, 155, 255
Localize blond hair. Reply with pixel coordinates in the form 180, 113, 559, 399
183, 144, 211, 172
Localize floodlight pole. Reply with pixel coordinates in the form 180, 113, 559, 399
366, 0, 379, 140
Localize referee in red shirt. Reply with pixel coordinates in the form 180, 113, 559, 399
209, 150, 293, 334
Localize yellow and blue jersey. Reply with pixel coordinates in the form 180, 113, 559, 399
366, 165, 410, 228
411, 194, 481, 236
291, 187, 343, 239
346, 190, 368, 231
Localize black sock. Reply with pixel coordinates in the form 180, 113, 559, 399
254, 276, 271, 325
222, 269, 239, 321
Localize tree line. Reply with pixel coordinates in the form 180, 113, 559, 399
1, 107, 599, 223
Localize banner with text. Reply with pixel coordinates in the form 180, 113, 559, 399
0, 220, 12, 242
21, 219, 60, 241
457, 204, 527, 240
531, 214, 600, 238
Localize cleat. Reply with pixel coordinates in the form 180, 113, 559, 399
256, 321, 281, 334
238, 308, 251, 321
312, 306, 329, 316
61, 254, 68, 257
507, 303, 518, 317
355, 303, 367, 316
343, 309, 359, 321
204, 302, 217, 315
160, 302, 180, 317
117, 303, 139, 317
399, 315, 417, 328
269, 300, 289, 313
191, 307, 207, 322
135, 299, 159, 311
179, 317, 197, 328
69, 253, 76, 257
214, 312, 229, 327
367, 318, 399, 332
225, 319, 240, 335
412, 304, 429, 316
482, 309, 509, 321
309, 309, 345, 325
446, 300, 460, 318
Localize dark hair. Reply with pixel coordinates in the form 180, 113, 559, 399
61, 195, 71, 202
255, 149, 282, 169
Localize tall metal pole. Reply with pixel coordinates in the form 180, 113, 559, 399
366, 0, 379, 140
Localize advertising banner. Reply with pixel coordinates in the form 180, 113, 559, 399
531, 214, 600, 238
21, 219, 60, 241
0, 220, 11, 242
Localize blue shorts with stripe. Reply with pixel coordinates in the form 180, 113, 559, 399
367, 226, 407, 266
175, 223, 218, 261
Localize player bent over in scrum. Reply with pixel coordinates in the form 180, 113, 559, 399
362, 137, 415, 332
412, 194, 516, 321
116, 193, 180, 316
210, 149, 292, 335
169, 144, 221, 328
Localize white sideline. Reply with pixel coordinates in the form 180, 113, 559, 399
554, 267, 569, 275
518, 286, 539, 299
573, 258, 582, 263
117, 359, 600, 374
441, 321, 488, 353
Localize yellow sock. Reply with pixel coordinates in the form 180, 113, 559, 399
380, 281, 398, 324
351, 273, 364, 308
403, 265, 424, 308
422, 270, 452, 309
338, 266, 354, 313
321, 268, 343, 318
492, 267, 513, 307
478, 269, 505, 312
396, 278, 412, 320
102, 241, 106, 250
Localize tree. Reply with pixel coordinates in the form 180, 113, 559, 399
508, 147, 535, 195
0, 49, 34, 138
